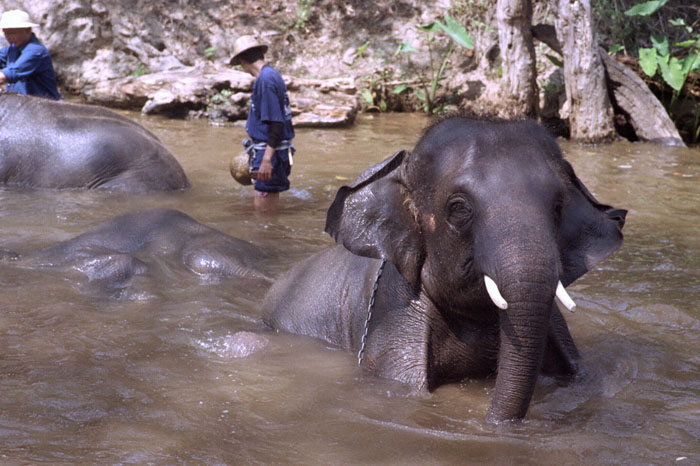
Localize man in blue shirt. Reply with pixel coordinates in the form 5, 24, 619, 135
231, 35, 294, 214
0, 9, 60, 100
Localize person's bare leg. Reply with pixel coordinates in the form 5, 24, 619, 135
254, 191, 279, 214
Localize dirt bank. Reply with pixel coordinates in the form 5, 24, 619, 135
0, 1, 694, 141
0, 1, 507, 118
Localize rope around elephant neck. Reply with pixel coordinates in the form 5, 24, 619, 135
357, 258, 387, 366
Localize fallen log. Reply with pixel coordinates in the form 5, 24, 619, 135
600, 54, 685, 146
532, 23, 685, 146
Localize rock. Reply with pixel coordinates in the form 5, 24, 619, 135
294, 104, 359, 127
342, 47, 357, 65
208, 103, 249, 123
154, 55, 186, 72
9, 0, 242, 91
82, 63, 253, 114
288, 77, 359, 127
82, 63, 360, 126
0, 1, 490, 130
141, 88, 180, 114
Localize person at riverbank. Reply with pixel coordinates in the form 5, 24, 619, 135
0, 9, 60, 100
231, 35, 294, 214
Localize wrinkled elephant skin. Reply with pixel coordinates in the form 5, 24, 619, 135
2, 208, 270, 292
263, 115, 627, 423
0, 93, 189, 191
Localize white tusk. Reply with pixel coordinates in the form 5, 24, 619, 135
484, 275, 508, 310
556, 281, 576, 312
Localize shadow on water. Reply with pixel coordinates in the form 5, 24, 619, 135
0, 112, 698, 464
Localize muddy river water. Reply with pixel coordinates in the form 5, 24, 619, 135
0, 112, 698, 464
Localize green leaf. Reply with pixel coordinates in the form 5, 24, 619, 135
415, 88, 426, 101
204, 46, 217, 59
131, 63, 145, 77
438, 15, 474, 49
691, 54, 700, 72
356, 40, 370, 56
360, 89, 374, 105
545, 54, 564, 67
392, 84, 407, 94
675, 39, 697, 48
658, 56, 685, 91
679, 54, 698, 76
417, 22, 442, 33
624, 0, 669, 17
669, 18, 692, 33
651, 33, 669, 56
609, 44, 625, 54
395, 41, 417, 55
639, 47, 658, 76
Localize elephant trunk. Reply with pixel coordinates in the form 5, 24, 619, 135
483, 249, 558, 423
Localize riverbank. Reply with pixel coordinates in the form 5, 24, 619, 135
2, 0, 695, 141
0, 0, 511, 127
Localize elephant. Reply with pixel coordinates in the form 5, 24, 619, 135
2, 208, 269, 292
0, 93, 189, 191
262, 115, 627, 423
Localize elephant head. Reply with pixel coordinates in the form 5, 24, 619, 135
325, 115, 626, 422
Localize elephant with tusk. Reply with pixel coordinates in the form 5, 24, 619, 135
484, 275, 576, 312
262, 114, 626, 423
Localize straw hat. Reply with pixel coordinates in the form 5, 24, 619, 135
230, 35, 268, 65
0, 10, 38, 29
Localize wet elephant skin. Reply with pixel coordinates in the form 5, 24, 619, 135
263, 115, 627, 423
0, 93, 189, 192
2, 208, 270, 292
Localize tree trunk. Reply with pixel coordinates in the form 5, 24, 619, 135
531, 23, 685, 146
556, 0, 615, 143
497, 0, 538, 118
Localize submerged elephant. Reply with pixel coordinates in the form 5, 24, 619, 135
262, 115, 626, 423
2, 208, 268, 291
0, 93, 189, 191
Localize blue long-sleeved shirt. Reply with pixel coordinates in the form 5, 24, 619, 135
246, 65, 294, 143
0, 34, 60, 100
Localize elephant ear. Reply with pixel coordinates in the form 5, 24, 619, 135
559, 160, 627, 286
325, 150, 424, 289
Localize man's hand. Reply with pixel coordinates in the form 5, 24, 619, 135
256, 145, 275, 181
0, 72, 7, 85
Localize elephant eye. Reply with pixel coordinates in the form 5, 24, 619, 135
447, 195, 474, 229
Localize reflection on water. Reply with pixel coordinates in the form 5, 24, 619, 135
0, 112, 698, 464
